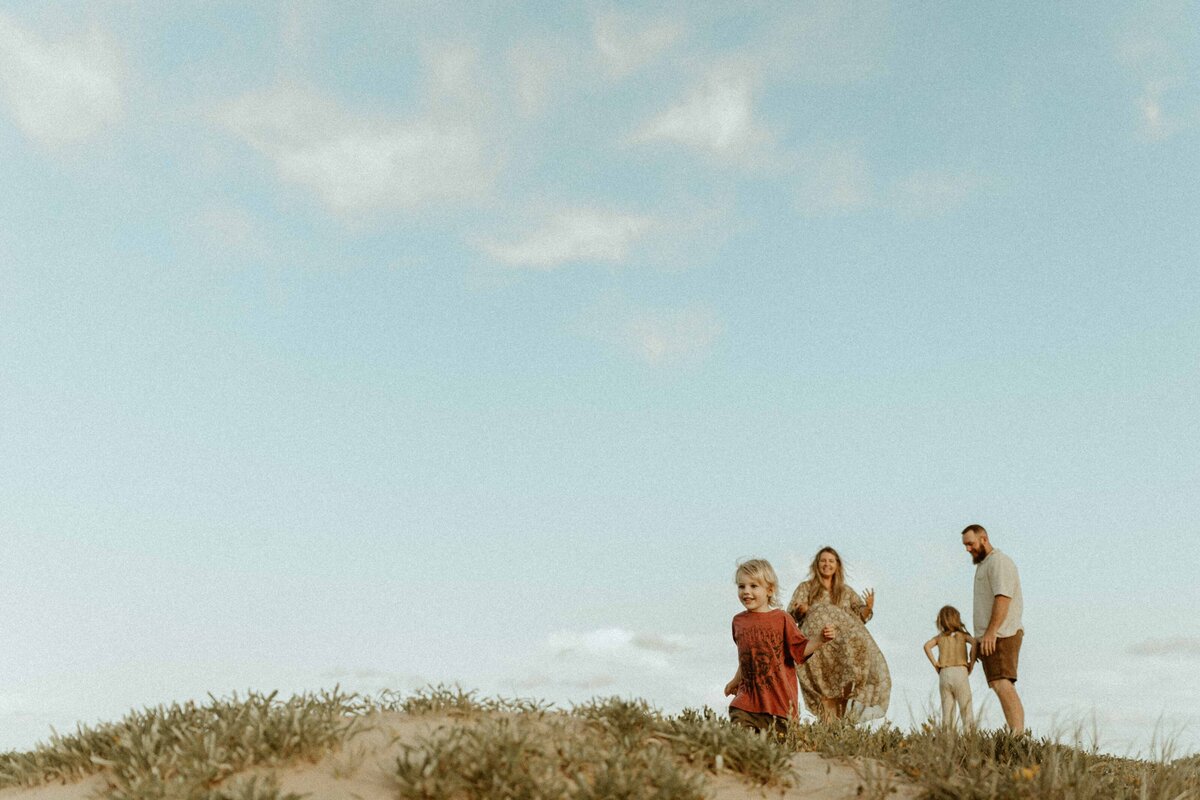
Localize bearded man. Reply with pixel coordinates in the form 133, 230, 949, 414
961, 523, 1025, 734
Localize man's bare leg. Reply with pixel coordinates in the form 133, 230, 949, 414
989, 679, 1024, 734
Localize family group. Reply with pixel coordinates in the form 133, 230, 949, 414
725, 524, 1025, 736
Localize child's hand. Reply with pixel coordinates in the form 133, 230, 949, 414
792, 601, 810, 615
723, 678, 741, 697
821, 624, 837, 641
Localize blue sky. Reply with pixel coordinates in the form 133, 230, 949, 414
1, 1, 1198, 755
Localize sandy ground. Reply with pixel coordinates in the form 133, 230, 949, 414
0, 712, 919, 800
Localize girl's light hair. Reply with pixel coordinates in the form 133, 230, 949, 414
734, 559, 781, 608
937, 605, 969, 635
802, 546, 846, 606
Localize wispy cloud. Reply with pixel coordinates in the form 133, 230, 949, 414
632, 66, 770, 160
593, 10, 682, 79
893, 170, 980, 216
1116, 5, 1197, 141
758, 1, 891, 86
480, 209, 657, 269
546, 628, 690, 667
316, 666, 432, 694
185, 205, 279, 269
216, 46, 498, 216
794, 142, 874, 214
631, 633, 689, 653
217, 84, 492, 215
576, 296, 724, 366
507, 627, 722, 704
507, 41, 571, 116
1119, 36, 1186, 140
1126, 637, 1200, 657
0, 12, 123, 149
625, 306, 724, 366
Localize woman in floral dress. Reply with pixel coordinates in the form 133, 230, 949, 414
787, 546, 891, 722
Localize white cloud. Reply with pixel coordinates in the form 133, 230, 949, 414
480, 209, 657, 269
893, 170, 979, 216
545, 628, 687, 671
794, 143, 874, 214
423, 42, 483, 106
186, 205, 290, 270
0, 12, 123, 149
508, 43, 568, 116
506, 628, 728, 709
593, 10, 682, 78
1127, 637, 1200, 657
758, 1, 891, 86
316, 667, 432, 696
632, 67, 770, 159
217, 83, 492, 215
576, 296, 724, 366
631, 633, 689, 653
625, 306, 724, 366
190, 206, 262, 255
1120, 36, 1186, 140
1116, 6, 1197, 141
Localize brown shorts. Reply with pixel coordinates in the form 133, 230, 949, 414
728, 707, 789, 737
981, 629, 1023, 684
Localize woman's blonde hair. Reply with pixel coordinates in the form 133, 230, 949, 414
734, 559, 781, 608
802, 546, 846, 606
936, 605, 969, 635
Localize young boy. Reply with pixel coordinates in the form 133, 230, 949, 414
724, 558, 837, 735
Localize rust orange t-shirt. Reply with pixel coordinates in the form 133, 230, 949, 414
729, 608, 812, 719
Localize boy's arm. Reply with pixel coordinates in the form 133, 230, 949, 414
923, 637, 940, 671
724, 665, 743, 697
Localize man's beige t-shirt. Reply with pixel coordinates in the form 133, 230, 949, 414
973, 549, 1023, 638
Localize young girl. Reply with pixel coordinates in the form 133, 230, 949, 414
922, 605, 977, 730
724, 559, 836, 735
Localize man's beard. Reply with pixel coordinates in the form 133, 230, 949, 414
971, 549, 987, 564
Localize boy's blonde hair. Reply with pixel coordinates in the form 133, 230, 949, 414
937, 605, 969, 635
734, 559, 781, 608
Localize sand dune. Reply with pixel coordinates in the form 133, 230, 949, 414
0, 710, 917, 800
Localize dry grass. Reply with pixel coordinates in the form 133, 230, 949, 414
0, 686, 1196, 799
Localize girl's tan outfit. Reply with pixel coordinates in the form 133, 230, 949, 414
934, 632, 974, 729
788, 583, 891, 722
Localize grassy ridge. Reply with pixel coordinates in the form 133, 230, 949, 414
1, 686, 1196, 799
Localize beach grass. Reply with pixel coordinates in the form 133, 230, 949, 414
0, 685, 1196, 799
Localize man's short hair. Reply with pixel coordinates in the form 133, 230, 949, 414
961, 524, 988, 537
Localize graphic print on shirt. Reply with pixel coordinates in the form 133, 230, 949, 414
739, 624, 785, 690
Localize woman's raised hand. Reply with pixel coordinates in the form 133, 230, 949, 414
863, 588, 875, 610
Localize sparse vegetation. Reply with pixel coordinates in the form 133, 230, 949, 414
0, 686, 1196, 799
0, 689, 359, 800
787, 716, 1200, 799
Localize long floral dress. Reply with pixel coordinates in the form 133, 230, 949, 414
788, 582, 891, 722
